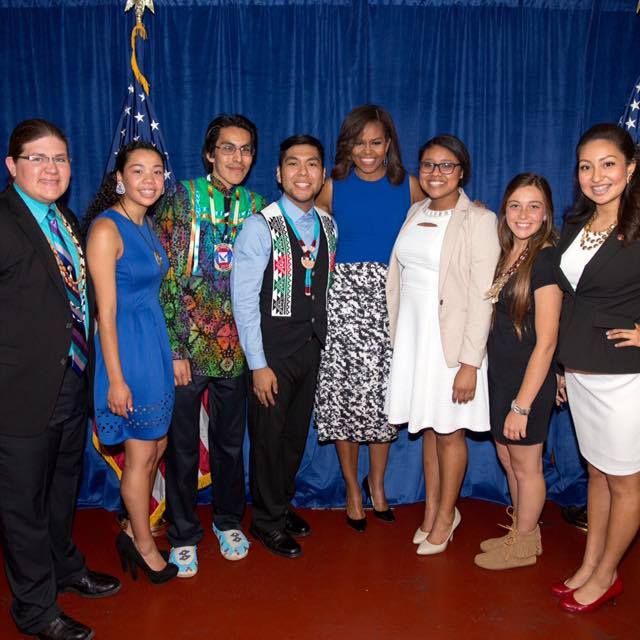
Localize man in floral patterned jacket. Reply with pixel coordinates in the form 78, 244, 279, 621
155, 114, 265, 574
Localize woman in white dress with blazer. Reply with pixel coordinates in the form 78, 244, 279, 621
554, 123, 640, 613
386, 135, 499, 554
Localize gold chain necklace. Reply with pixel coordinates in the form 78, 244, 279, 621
485, 246, 530, 303
579, 214, 616, 251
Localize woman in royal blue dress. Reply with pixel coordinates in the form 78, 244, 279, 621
315, 105, 423, 530
86, 141, 177, 584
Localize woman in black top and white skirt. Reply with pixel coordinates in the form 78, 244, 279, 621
475, 173, 561, 571
554, 123, 640, 613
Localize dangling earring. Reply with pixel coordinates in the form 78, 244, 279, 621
116, 180, 126, 195
383, 154, 388, 167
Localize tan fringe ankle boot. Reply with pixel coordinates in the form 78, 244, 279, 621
474, 525, 542, 570
479, 506, 517, 552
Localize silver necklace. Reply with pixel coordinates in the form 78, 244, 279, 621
120, 201, 163, 268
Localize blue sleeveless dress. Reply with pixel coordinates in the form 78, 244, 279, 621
93, 209, 175, 445
315, 171, 410, 442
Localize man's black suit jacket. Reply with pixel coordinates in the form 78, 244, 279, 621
0, 185, 94, 437
555, 217, 640, 375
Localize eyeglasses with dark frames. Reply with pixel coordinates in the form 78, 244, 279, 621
419, 161, 461, 175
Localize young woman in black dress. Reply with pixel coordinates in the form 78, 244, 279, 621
475, 173, 562, 570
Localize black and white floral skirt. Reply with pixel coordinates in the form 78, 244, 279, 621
315, 262, 398, 443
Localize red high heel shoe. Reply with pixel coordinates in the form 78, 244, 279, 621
551, 580, 576, 598
559, 576, 623, 613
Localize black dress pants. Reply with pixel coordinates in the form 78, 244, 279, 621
165, 373, 247, 546
248, 338, 321, 533
0, 365, 88, 634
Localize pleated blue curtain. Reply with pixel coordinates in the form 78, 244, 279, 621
1, 0, 637, 509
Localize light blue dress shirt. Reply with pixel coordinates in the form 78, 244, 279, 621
231, 195, 320, 370
15, 183, 90, 336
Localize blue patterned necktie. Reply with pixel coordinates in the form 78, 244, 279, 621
46, 208, 89, 374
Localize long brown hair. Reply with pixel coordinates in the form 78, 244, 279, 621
331, 104, 406, 185
495, 173, 556, 340
566, 123, 640, 246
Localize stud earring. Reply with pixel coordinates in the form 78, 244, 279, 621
115, 181, 126, 195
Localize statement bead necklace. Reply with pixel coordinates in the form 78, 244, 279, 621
579, 214, 617, 251
485, 246, 530, 303
46, 209, 87, 295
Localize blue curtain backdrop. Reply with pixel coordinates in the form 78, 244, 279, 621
1, 0, 638, 510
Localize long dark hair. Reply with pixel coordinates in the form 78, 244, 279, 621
567, 123, 640, 245
331, 104, 406, 185
7, 118, 69, 161
83, 141, 164, 235
7, 119, 69, 186
495, 173, 556, 340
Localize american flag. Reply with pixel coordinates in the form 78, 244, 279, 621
619, 74, 640, 145
104, 27, 176, 192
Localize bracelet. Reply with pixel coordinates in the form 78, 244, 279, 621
510, 399, 531, 416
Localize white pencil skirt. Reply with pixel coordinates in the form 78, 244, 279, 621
565, 370, 640, 476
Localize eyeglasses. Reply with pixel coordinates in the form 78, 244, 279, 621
419, 161, 461, 175
17, 154, 70, 166
215, 143, 255, 157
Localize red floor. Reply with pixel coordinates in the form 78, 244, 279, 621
0, 500, 636, 639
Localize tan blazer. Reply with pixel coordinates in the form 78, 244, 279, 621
386, 189, 500, 368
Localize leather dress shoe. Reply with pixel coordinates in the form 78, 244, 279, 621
36, 613, 94, 640
561, 505, 588, 532
250, 524, 302, 558
59, 570, 121, 598
285, 510, 311, 537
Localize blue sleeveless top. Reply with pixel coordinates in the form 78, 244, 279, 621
332, 171, 411, 264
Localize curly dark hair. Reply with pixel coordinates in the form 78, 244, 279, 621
331, 104, 406, 185
566, 123, 640, 246
83, 141, 164, 236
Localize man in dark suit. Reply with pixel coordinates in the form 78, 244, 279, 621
0, 119, 119, 640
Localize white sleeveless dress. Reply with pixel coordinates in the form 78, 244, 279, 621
385, 208, 490, 434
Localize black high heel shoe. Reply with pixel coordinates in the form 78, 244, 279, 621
362, 476, 395, 523
346, 514, 367, 533
115, 532, 178, 584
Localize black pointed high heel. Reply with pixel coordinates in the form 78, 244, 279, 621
115, 532, 178, 584
346, 514, 367, 532
362, 476, 395, 523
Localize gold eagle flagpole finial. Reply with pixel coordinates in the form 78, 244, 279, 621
125, 0, 155, 25
123, 0, 155, 95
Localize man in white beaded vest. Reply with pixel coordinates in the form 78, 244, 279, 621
231, 134, 337, 558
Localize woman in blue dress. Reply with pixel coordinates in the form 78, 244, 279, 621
315, 105, 423, 530
86, 141, 177, 584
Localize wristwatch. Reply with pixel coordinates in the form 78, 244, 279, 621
510, 399, 531, 416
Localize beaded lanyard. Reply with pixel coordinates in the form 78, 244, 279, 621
207, 175, 240, 272
277, 201, 320, 296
